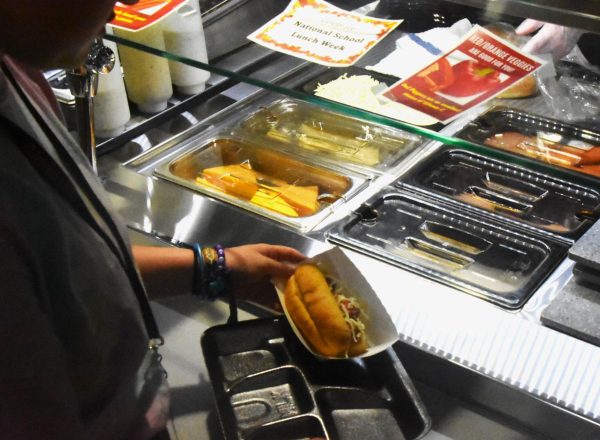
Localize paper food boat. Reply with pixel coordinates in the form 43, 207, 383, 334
273, 246, 398, 360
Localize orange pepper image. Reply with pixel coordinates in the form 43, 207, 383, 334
413, 57, 455, 92
439, 60, 501, 97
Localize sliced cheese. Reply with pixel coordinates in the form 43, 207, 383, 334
298, 123, 380, 166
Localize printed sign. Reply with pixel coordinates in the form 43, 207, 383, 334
381, 25, 545, 123
109, 0, 186, 31
248, 0, 402, 67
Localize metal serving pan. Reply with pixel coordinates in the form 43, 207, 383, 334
397, 148, 600, 240
154, 134, 368, 232
239, 98, 425, 175
201, 317, 431, 440
327, 190, 568, 309
455, 107, 600, 180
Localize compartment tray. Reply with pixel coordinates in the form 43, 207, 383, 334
202, 317, 430, 440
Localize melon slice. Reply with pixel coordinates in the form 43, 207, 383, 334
278, 185, 319, 216
202, 164, 258, 200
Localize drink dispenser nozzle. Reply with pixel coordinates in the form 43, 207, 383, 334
66, 37, 115, 173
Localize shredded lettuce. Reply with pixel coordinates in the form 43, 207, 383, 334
327, 276, 367, 342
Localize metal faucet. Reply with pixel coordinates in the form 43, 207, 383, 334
66, 37, 115, 173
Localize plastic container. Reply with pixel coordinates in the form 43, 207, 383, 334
115, 24, 173, 114
201, 317, 431, 440
93, 39, 131, 139
327, 190, 568, 309
456, 107, 600, 180
398, 148, 600, 239
162, 0, 210, 95
239, 98, 424, 174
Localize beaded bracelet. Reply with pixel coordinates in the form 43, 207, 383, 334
203, 244, 230, 301
192, 244, 230, 301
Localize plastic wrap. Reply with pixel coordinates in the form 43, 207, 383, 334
240, 98, 424, 173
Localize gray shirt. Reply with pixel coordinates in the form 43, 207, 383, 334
0, 59, 168, 439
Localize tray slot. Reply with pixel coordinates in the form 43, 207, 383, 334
316, 388, 407, 440
219, 348, 288, 384
484, 172, 548, 202
460, 186, 533, 216
290, 353, 380, 392
208, 320, 285, 354
245, 415, 329, 440
420, 222, 492, 255
228, 366, 315, 431
404, 237, 474, 271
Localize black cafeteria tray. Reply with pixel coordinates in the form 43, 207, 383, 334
201, 317, 431, 440
455, 108, 600, 181
396, 148, 600, 240
327, 190, 569, 309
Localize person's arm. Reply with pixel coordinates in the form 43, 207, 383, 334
132, 243, 306, 300
131, 245, 196, 299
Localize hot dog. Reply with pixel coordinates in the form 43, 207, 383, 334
284, 264, 368, 358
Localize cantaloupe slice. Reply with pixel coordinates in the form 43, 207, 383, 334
278, 185, 319, 216
202, 164, 258, 200
251, 187, 299, 217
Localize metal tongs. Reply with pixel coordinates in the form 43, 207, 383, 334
66, 37, 115, 173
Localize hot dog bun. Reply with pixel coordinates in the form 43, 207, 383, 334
484, 23, 538, 99
497, 75, 538, 99
284, 264, 368, 357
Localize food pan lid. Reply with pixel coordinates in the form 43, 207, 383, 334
327, 190, 568, 309
456, 106, 600, 181
397, 147, 600, 240
239, 97, 425, 175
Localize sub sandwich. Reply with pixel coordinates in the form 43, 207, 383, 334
284, 264, 368, 358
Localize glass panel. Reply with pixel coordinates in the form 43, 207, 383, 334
99, 0, 600, 185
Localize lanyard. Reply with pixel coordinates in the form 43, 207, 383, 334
1, 63, 163, 347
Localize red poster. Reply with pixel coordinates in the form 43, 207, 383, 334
381, 25, 544, 123
109, 0, 186, 31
